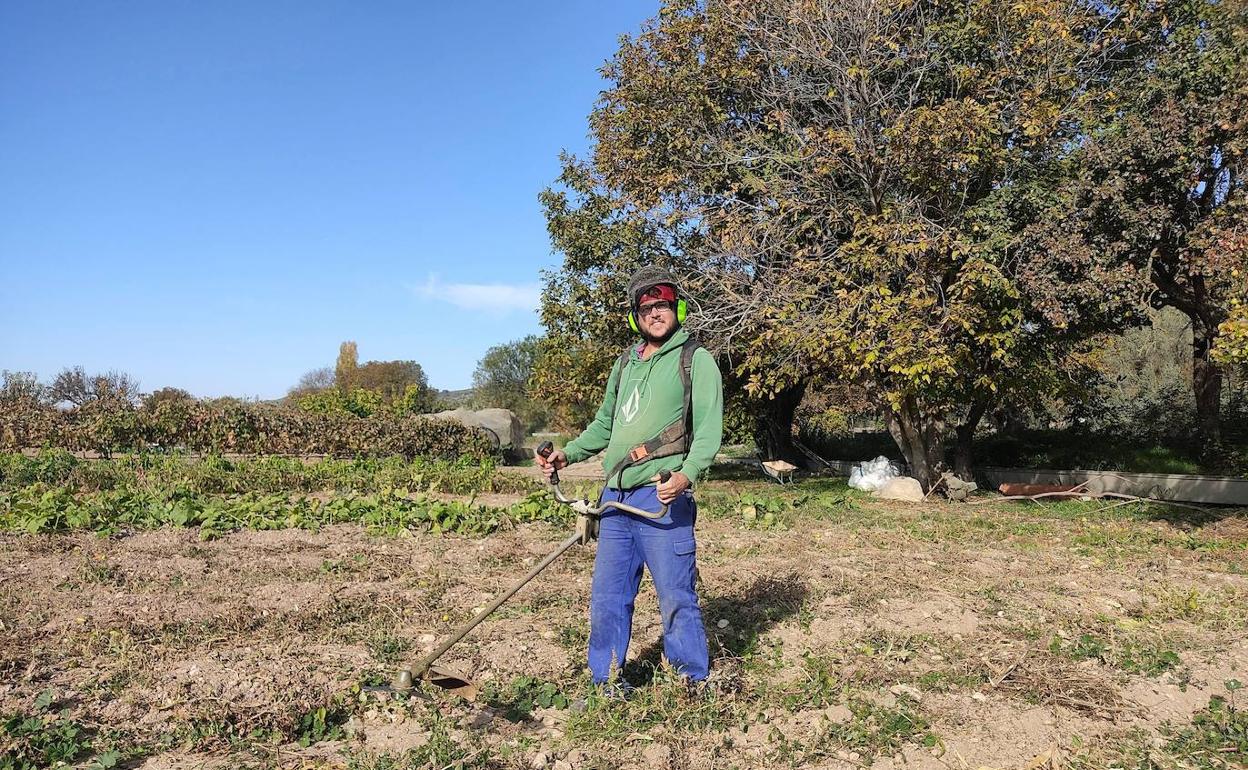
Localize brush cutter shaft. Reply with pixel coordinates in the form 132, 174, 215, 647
406, 531, 582, 679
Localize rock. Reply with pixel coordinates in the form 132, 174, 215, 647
641, 743, 671, 767
553, 762, 572, 770
530, 752, 549, 769
430, 407, 526, 460
874, 476, 925, 503
564, 749, 589, 768
823, 704, 853, 723
889, 684, 923, 702
716, 618, 730, 629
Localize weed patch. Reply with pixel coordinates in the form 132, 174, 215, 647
482, 675, 570, 721
0, 689, 111, 770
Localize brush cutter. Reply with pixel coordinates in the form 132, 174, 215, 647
388, 441, 669, 696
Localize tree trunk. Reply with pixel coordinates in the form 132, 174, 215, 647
752, 382, 808, 468
884, 395, 946, 490
1191, 317, 1223, 448
954, 397, 991, 482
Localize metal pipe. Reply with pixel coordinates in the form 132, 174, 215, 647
394, 531, 583, 688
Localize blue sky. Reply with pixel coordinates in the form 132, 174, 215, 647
0, 1, 657, 398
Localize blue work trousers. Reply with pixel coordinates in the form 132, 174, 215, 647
588, 485, 708, 683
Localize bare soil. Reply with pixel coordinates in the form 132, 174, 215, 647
2, 476, 1245, 769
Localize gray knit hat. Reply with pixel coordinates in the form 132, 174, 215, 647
625, 265, 681, 310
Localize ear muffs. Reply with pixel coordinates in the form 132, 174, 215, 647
628, 299, 687, 333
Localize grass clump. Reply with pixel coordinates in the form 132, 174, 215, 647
1048, 629, 1182, 676
770, 694, 940, 766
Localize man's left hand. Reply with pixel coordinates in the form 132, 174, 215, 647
654, 471, 691, 504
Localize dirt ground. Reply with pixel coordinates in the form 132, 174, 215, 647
2, 473, 1246, 769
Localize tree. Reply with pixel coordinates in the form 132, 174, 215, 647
566, 0, 1126, 485
50, 366, 142, 407
335, 341, 359, 393
1026, 0, 1248, 448
143, 387, 194, 410
473, 335, 547, 428
355, 360, 431, 405
0, 371, 45, 404
534, 157, 694, 431
287, 367, 335, 400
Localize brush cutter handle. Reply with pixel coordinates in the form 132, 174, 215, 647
535, 440, 560, 485
542, 465, 672, 520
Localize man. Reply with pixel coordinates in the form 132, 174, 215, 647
536, 266, 724, 687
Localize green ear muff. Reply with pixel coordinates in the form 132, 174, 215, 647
628, 301, 687, 333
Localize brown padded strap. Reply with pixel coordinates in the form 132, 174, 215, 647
604, 416, 687, 489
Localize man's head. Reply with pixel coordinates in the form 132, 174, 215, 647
626, 266, 685, 343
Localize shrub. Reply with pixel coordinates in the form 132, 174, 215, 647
0, 397, 495, 460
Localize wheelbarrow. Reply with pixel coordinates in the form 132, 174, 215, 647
387, 441, 670, 696
760, 459, 798, 485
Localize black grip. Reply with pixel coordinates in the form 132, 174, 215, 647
536, 441, 559, 485
659, 470, 672, 483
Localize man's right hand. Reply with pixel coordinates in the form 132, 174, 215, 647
535, 447, 568, 481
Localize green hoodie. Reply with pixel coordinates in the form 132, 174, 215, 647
563, 328, 723, 490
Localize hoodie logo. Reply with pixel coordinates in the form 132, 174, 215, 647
620, 384, 641, 424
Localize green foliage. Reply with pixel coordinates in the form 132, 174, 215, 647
1148, 684, 1248, 768
0, 466, 563, 539
543, 0, 1137, 484
295, 703, 349, 747
299, 387, 386, 418
769, 693, 939, 765
472, 335, 549, 430
1024, 0, 1248, 438
0, 690, 94, 770
1048, 631, 1182, 676
737, 492, 789, 529
482, 676, 570, 721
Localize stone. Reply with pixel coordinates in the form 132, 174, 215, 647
430, 407, 526, 460
889, 684, 923, 702
641, 743, 671, 767
874, 476, 925, 503
530, 752, 549, 769
824, 704, 853, 723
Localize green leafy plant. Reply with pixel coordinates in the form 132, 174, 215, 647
0, 690, 93, 770
483, 676, 570, 721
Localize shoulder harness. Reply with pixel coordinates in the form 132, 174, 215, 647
605, 336, 703, 490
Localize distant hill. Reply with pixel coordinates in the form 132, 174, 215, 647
436, 388, 475, 407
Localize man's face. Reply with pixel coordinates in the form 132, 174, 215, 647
637, 298, 677, 341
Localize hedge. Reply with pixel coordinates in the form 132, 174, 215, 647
0, 397, 496, 460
